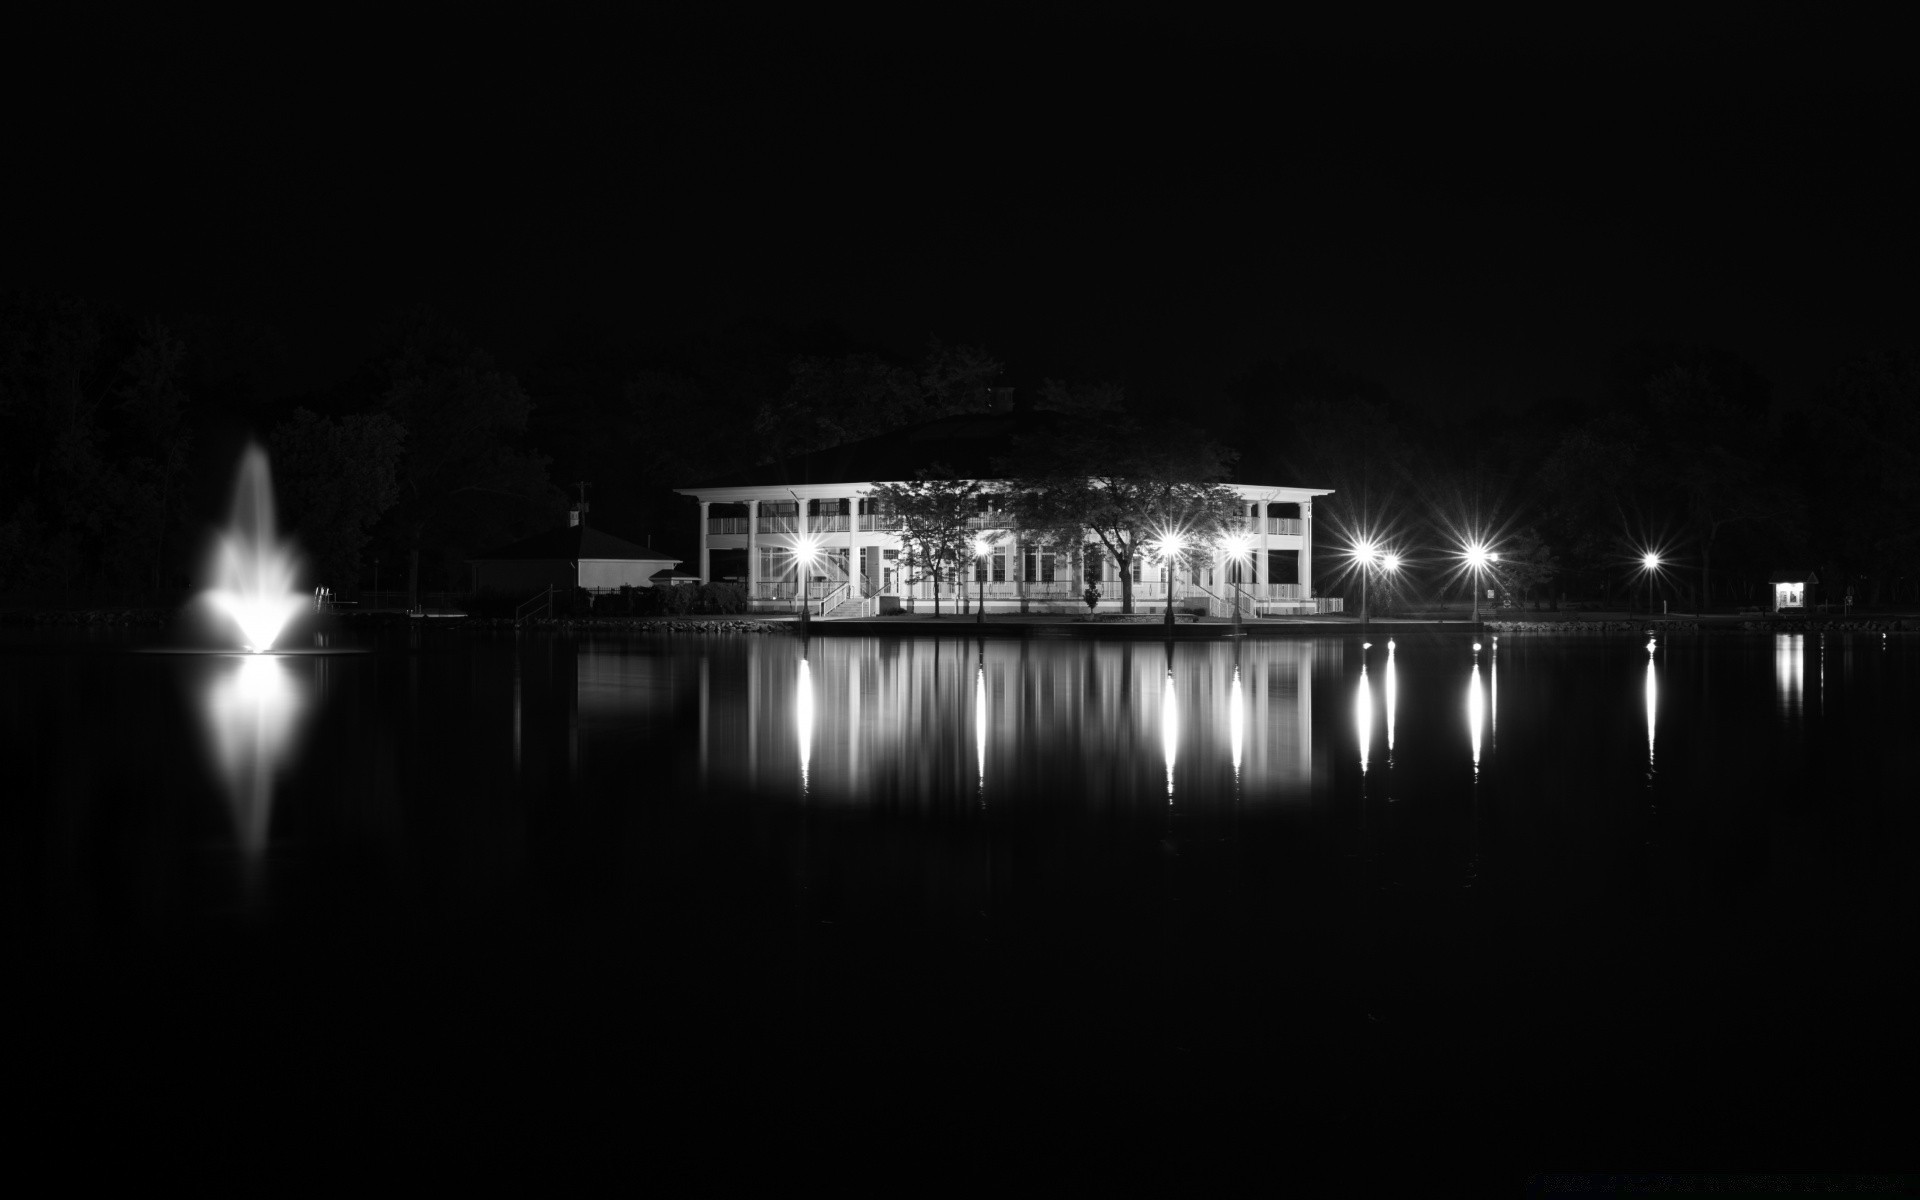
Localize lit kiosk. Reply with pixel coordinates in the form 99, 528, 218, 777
1769, 569, 1818, 614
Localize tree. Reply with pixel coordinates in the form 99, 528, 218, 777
1803, 350, 1920, 602
1645, 364, 1774, 611
268, 408, 405, 588
868, 466, 980, 617
1000, 405, 1241, 614
371, 308, 563, 590
753, 340, 1004, 463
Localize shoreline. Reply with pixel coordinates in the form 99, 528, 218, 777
3, 607, 1910, 639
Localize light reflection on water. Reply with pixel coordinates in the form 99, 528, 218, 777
1355, 649, 1374, 774
1776, 634, 1804, 717
1467, 653, 1484, 772
1229, 664, 1245, 778
975, 656, 986, 798
1646, 643, 1658, 771
574, 639, 1319, 808
1384, 640, 1397, 760
797, 655, 814, 795
200, 653, 306, 891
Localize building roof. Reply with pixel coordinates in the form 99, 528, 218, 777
469, 524, 682, 564
689, 410, 1067, 489
1768, 569, 1819, 584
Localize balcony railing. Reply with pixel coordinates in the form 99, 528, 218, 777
756, 515, 798, 535
858, 514, 903, 531
1264, 518, 1303, 536
707, 517, 750, 535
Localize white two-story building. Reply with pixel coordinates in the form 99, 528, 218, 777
674, 411, 1338, 617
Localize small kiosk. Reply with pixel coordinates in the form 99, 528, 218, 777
1768, 569, 1817, 614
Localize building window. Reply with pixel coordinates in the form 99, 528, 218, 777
992, 553, 1006, 583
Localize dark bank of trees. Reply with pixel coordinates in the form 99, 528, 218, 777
3, 286, 1915, 610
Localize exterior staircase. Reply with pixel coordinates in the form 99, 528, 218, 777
824, 597, 870, 619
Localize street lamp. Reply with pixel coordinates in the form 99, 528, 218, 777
1353, 541, 1380, 627
1156, 530, 1186, 632
1218, 529, 1255, 635
1464, 542, 1499, 625
1641, 552, 1660, 617
974, 535, 992, 624
794, 533, 823, 630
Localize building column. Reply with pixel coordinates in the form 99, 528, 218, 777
1257, 501, 1270, 609
848, 493, 859, 597
1300, 498, 1313, 608
698, 501, 712, 583
747, 499, 759, 604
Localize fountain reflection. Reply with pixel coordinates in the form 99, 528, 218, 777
1776, 634, 1804, 718
201, 653, 306, 893
1355, 643, 1374, 774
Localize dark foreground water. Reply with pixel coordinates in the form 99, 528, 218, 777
7, 626, 1914, 1181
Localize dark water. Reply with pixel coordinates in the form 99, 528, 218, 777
7, 627, 1914, 1177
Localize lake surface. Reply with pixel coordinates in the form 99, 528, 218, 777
8, 626, 1914, 1177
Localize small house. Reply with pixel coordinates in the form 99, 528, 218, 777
1768, 569, 1817, 613
469, 523, 682, 598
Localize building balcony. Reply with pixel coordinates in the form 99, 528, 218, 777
707, 517, 750, 535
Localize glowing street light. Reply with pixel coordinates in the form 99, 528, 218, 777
974, 535, 993, 625
1641, 552, 1661, 617
1464, 542, 1500, 625
1154, 530, 1187, 631
793, 532, 823, 630
1352, 540, 1400, 628
1218, 528, 1255, 634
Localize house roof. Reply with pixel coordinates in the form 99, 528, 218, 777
1767, 569, 1819, 584
469, 524, 682, 564
688, 409, 1067, 489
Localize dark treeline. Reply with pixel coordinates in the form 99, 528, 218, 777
3, 290, 1914, 608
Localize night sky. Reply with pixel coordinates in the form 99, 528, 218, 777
14, 12, 1916, 417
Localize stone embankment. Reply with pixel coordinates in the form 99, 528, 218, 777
471, 616, 790, 634
1740, 618, 1907, 633
1486, 620, 1693, 634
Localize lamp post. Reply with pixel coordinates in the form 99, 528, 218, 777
1642, 553, 1660, 617
1355, 541, 1379, 628
974, 535, 991, 625
1219, 529, 1254, 636
1465, 543, 1499, 626
795, 535, 821, 631
1159, 532, 1185, 633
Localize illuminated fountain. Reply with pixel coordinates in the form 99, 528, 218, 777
194, 444, 310, 898
204, 443, 305, 653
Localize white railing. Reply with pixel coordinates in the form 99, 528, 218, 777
858, 515, 903, 531
707, 517, 750, 535
756, 515, 799, 535
810, 515, 851, 533
811, 581, 850, 616
1265, 518, 1303, 536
